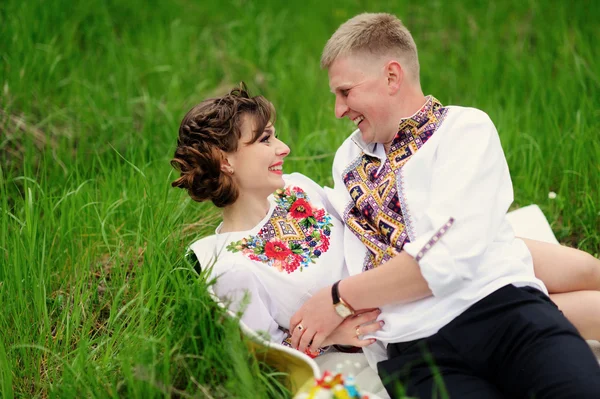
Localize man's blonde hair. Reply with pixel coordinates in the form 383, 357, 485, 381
321, 13, 420, 82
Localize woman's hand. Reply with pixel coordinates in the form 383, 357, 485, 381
290, 284, 343, 353
290, 284, 383, 353
321, 309, 383, 347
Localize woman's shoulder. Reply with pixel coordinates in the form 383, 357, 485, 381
188, 234, 240, 274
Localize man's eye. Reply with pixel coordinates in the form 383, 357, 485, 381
341, 89, 350, 97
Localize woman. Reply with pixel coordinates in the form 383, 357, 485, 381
170, 84, 600, 358
171, 84, 383, 357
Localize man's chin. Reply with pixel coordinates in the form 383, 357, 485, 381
360, 129, 374, 144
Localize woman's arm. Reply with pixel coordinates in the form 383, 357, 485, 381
214, 267, 382, 355
321, 309, 383, 348
213, 267, 288, 343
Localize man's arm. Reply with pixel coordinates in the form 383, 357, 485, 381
337, 250, 431, 307
290, 251, 430, 352
290, 109, 514, 352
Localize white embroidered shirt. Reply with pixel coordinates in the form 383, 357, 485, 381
326, 98, 547, 367
189, 173, 347, 346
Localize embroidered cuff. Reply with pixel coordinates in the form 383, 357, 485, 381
403, 216, 473, 297
414, 217, 455, 262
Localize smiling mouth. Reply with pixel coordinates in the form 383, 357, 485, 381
352, 115, 365, 126
268, 164, 283, 174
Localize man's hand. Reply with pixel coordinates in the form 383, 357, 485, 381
290, 284, 342, 353
321, 309, 382, 347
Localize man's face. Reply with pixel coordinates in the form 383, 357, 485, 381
328, 54, 397, 146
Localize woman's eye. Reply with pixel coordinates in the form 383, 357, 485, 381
260, 134, 271, 143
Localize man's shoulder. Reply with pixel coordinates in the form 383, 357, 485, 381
436, 105, 502, 152
338, 128, 362, 149
332, 129, 363, 169
443, 105, 494, 127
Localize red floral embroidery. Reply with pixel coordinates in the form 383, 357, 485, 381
282, 255, 301, 274
314, 209, 325, 222
226, 186, 333, 273
264, 240, 292, 261
248, 254, 262, 262
289, 199, 313, 219
317, 235, 330, 252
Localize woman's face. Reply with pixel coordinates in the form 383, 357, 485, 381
226, 114, 290, 199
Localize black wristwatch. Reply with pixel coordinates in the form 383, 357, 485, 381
332, 280, 356, 319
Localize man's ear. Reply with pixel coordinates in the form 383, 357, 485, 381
386, 60, 404, 94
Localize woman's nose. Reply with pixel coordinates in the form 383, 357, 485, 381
276, 137, 290, 157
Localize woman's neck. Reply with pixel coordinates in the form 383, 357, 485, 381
219, 191, 272, 233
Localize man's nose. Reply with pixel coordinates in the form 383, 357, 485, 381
335, 96, 348, 119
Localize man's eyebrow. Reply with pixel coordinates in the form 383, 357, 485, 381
330, 84, 351, 94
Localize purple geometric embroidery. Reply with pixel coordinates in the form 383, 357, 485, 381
343, 97, 448, 270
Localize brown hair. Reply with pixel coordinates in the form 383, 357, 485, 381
321, 13, 420, 83
170, 83, 275, 207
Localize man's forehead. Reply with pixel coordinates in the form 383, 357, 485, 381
328, 57, 359, 91
328, 54, 384, 92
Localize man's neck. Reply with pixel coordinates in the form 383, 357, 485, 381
382, 92, 429, 153
398, 90, 428, 120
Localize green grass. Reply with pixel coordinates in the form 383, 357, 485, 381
1, 0, 598, 397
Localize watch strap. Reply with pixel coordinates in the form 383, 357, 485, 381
331, 280, 355, 315
332, 280, 342, 304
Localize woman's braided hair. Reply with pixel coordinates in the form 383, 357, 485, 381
171, 83, 275, 207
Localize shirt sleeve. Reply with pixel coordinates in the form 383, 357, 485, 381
402, 110, 514, 297
213, 266, 326, 357
211, 266, 287, 344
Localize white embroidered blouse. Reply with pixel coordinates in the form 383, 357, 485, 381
189, 173, 348, 346
326, 97, 547, 367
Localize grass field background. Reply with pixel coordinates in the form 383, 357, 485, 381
1, 0, 599, 397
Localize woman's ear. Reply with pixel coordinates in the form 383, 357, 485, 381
220, 155, 235, 175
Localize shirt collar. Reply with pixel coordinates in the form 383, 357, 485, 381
397, 95, 436, 127
349, 95, 438, 157
350, 129, 379, 157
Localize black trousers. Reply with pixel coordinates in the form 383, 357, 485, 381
377, 285, 600, 399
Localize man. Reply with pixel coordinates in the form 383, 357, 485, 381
289, 12, 600, 398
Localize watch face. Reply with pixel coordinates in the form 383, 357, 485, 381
334, 303, 352, 318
